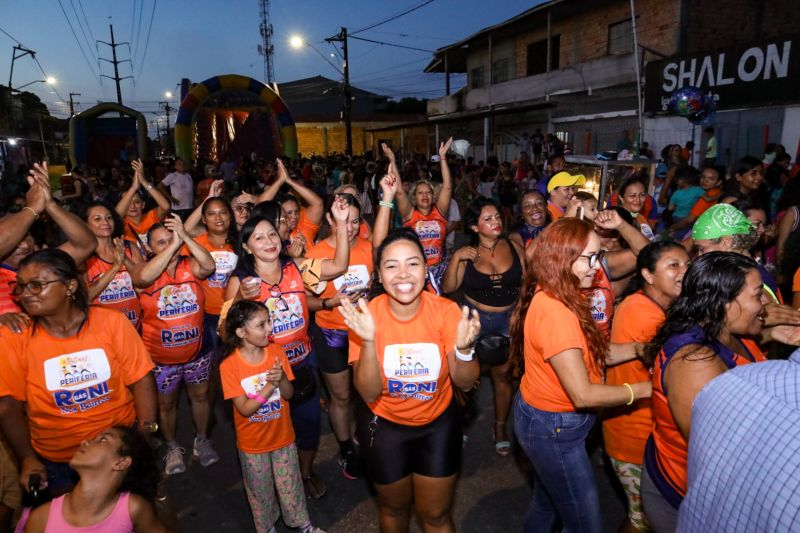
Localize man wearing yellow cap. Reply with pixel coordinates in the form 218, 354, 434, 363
546, 171, 586, 221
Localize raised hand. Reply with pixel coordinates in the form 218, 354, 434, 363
331, 194, 350, 223
28, 162, 53, 205
379, 175, 398, 200
208, 179, 225, 198
594, 209, 624, 230
381, 142, 396, 163
131, 159, 145, 186
339, 297, 375, 342
275, 158, 289, 183
438, 137, 454, 160
455, 306, 481, 351
164, 213, 187, 243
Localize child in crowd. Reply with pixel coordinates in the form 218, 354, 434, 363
566, 191, 599, 221
20, 426, 165, 532
220, 300, 324, 533
667, 173, 704, 224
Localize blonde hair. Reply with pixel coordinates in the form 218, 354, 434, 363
410, 179, 439, 208
334, 184, 358, 196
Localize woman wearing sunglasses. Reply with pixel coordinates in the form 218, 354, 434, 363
509, 217, 652, 532
225, 196, 352, 499
0, 249, 156, 499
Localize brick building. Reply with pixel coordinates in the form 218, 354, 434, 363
417, 0, 798, 166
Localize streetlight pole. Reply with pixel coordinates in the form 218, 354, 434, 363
69, 92, 81, 116
326, 27, 353, 156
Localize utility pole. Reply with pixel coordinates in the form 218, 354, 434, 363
97, 25, 132, 106
8, 45, 36, 90
325, 27, 352, 156
159, 101, 175, 152
257, 0, 275, 84
69, 93, 81, 116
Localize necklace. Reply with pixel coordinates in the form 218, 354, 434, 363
477, 240, 499, 257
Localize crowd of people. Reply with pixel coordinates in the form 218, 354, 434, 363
0, 133, 799, 533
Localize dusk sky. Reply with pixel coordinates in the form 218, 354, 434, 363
1, 0, 535, 123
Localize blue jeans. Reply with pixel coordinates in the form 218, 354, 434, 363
514, 394, 601, 533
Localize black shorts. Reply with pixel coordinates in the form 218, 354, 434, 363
356, 400, 462, 485
311, 322, 350, 374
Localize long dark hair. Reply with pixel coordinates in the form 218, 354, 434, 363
620, 240, 687, 299
463, 197, 501, 245
18, 249, 89, 315
642, 251, 759, 367
509, 218, 609, 374
83, 202, 125, 239
221, 300, 270, 358
202, 196, 238, 246
114, 426, 159, 502
235, 215, 287, 278
369, 228, 427, 299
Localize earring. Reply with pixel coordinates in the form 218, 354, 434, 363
69, 292, 77, 301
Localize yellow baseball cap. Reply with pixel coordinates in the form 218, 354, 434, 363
547, 171, 586, 193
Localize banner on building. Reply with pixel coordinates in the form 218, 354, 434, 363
644, 36, 800, 113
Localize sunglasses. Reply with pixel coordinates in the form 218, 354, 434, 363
579, 251, 605, 269
10, 279, 64, 296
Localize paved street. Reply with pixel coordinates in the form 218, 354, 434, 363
163, 376, 626, 532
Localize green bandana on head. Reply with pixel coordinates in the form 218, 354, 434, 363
692, 204, 754, 240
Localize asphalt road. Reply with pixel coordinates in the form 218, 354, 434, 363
161, 374, 627, 532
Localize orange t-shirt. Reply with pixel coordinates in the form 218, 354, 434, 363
359, 220, 371, 241
792, 267, 800, 293
0, 308, 153, 462
404, 207, 447, 266
650, 335, 765, 496
306, 237, 373, 330
251, 260, 312, 367
348, 292, 460, 426
603, 292, 663, 464
139, 257, 205, 364
688, 187, 721, 219
0, 264, 21, 314
220, 345, 295, 454
85, 243, 142, 329
519, 290, 602, 412
124, 209, 161, 247
547, 201, 564, 221
193, 233, 237, 315
291, 209, 320, 246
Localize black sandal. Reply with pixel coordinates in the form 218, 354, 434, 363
302, 473, 327, 500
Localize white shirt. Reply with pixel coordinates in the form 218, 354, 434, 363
446, 198, 461, 253
162, 172, 194, 210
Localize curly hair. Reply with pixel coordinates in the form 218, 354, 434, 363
201, 196, 239, 246
509, 218, 609, 375
642, 251, 759, 367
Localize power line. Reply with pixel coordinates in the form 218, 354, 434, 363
55, 0, 102, 85
68, 0, 98, 64
350, 0, 436, 36
132, 0, 146, 68
135, 0, 157, 80
76, 0, 97, 44
129, 0, 140, 62
0, 25, 22, 45
349, 35, 433, 53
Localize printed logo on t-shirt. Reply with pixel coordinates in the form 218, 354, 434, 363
240, 372, 283, 422
208, 251, 237, 288
137, 233, 149, 246
640, 223, 656, 242
332, 264, 370, 293
383, 343, 441, 401
589, 288, 609, 325
268, 293, 305, 339
156, 284, 199, 320
415, 220, 442, 241
43, 349, 114, 414
98, 271, 137, 304
281, 339, 310, 366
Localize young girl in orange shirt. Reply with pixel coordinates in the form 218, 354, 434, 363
220, 300, 324, 533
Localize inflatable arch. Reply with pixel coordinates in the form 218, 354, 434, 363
69, 103, 148, 168
174, 74, 298, 162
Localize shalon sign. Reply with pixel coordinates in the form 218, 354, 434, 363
644, 36, 800, 113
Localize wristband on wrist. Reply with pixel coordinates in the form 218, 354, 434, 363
455, 346, 475, 362
623, 382, 634, 405
145, 184, 153, 191
378, 200, 394, 209
254, 393, 268, 405
21, 206, 39, 219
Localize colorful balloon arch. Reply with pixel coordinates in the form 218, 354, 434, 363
174, 74, 297, 162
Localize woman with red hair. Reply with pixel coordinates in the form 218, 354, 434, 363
510, 218, 652, 532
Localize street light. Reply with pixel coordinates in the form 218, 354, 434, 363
13, 76, 56, 92
165, 91, 173, 99
290, 32, 352, 155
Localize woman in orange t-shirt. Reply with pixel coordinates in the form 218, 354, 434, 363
509, 218, 652, 532
602, 241, 689, 532
219, 300, 323, 533
83, 202, 143, 329
640, 252, 800, 532
131, 215, 216, 476
392, 139, 454, 293
115, 159, 171, 253
340, 229, 480, 532
0, 249, 156, 497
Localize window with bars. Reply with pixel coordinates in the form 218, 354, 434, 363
492, 57, 511, 84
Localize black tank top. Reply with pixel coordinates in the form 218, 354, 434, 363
462, 238, 522, 307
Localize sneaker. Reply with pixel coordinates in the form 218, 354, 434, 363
192, 436, 219, 467
163, 446, 186, 475
338, 449, 361, 480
